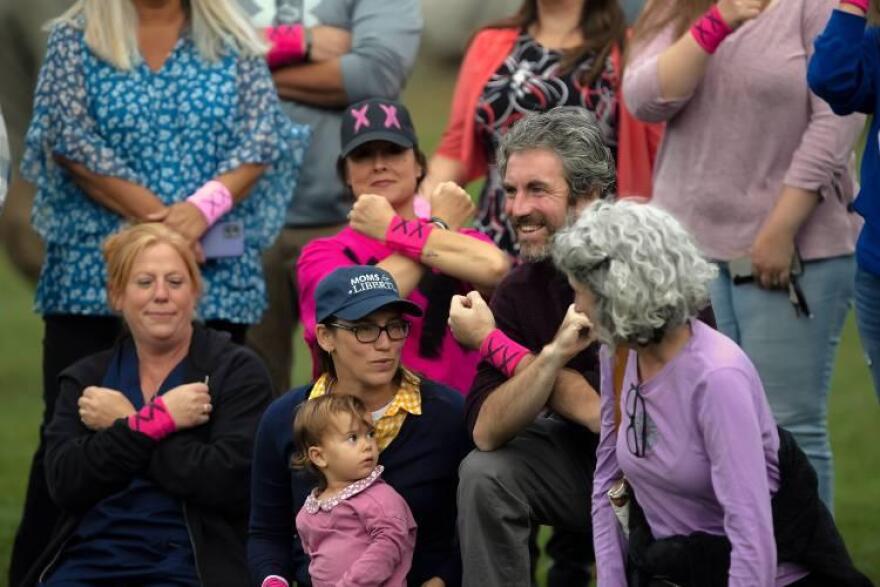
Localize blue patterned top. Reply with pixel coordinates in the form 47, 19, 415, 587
22, 23, 309, 323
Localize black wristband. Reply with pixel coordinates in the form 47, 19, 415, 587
430, 216, 449, 230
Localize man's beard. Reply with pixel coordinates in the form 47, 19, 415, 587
514, 210, 576, 262
518, 241, 551, 262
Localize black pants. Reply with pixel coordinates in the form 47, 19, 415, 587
527, 527, 594, 586
458, 417, 597, 587
9, 315, 246, 586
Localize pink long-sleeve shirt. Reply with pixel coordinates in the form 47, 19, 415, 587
592, 321, 809, 586
297, 225, 491, 395
296, 469, 417, 587
622, 0, 864, 261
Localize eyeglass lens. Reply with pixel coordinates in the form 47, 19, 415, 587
352, 321, 410, 343
625, 383, 647, 458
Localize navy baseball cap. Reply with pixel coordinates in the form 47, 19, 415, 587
340, 98, 418, 158
315, 266, 423, 323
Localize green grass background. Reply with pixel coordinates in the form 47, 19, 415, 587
1, 56, 878, 585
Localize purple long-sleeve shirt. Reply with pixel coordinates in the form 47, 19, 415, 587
622, 0, 864, 262
592, 321, 809, 586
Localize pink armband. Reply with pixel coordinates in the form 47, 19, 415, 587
690, 4, 734, 54
480, 329, 530, 378
384, 215, 434, 260
127, 396, 176, 441
261, 576, 289, 587
841, 0, 869, 12
187, 180, 233, 227
265, 24, 307, 69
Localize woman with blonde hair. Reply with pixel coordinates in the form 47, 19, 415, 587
10, 0, 307, 582
23, 223, 272, 586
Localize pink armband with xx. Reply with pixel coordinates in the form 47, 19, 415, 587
187, 180, 232, 228
261, 576, 289, 587
690, 4, 734, 54
480, 329, 530, 378
127, 396, 176, 441
384, 215, 434, 260
265, 24, 307, 69
841, 0, 869, 12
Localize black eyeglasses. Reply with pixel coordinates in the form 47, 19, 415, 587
625, 383, 648, 458
328, 320, 411, 343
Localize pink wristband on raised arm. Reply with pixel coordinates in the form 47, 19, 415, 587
480, 329, 530, 378
841, 0, 869, 12
261, 576, 289, 587
127, 396, 176, 441
265, 24, 307, 69
187, 180, 233, 228
690, 4, 734, 54
384, 215, 434, 260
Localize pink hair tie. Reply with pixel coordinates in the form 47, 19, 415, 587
261, 576, 289, 587
841, 0, 869, 12
265, 24, 307, 69
127, 396, 176, 441
187, 180, 233, 228
480, 329, 530, 378
690, 4, 734, 54
384, 215, 434, 260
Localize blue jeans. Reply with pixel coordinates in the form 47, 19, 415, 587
855, 266, 880, 401
709, 255, 854, 509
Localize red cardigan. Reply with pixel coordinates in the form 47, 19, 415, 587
435, 27, 662, 199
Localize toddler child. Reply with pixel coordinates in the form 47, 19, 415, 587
286, 394, 416, 586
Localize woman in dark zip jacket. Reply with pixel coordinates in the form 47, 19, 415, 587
24, 222, 272, 587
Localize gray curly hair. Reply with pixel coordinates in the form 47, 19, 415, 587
551, 200, 717, 346
497, 107, 616, 202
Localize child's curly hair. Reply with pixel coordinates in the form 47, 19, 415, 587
291, 394, 373, 492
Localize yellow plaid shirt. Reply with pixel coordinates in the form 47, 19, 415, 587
308, 368, 422, 451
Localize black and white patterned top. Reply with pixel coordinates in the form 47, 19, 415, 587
474, 32, 618, 254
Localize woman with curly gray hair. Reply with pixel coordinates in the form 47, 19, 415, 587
551, 200, 866, 586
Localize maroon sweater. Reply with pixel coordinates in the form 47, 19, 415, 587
465, 259, 601, 435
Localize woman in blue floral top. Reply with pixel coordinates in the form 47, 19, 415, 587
9, 0, 308, 583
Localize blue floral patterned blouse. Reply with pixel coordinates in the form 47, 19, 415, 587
22, 22, 309, 323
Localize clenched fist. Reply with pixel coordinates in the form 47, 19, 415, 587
162, 382, 212, 430
350, 193, 396, 240
78, 386, 136, 431
545, 304, 596, 363
448, 291, 497, 349
428, 182, 475, 231
717, 0, 768, 29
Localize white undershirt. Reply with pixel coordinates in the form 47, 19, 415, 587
371, 401, 392, 422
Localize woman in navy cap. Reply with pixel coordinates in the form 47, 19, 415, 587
249, 265, 469, 587
297, 98, 512, 396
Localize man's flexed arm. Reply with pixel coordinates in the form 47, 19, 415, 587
450, 293, 597, 450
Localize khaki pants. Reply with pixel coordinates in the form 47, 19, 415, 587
246, 223, 346, 395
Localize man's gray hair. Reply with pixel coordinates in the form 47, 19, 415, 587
497, 107, 616, 202
552, 200, 718, 347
